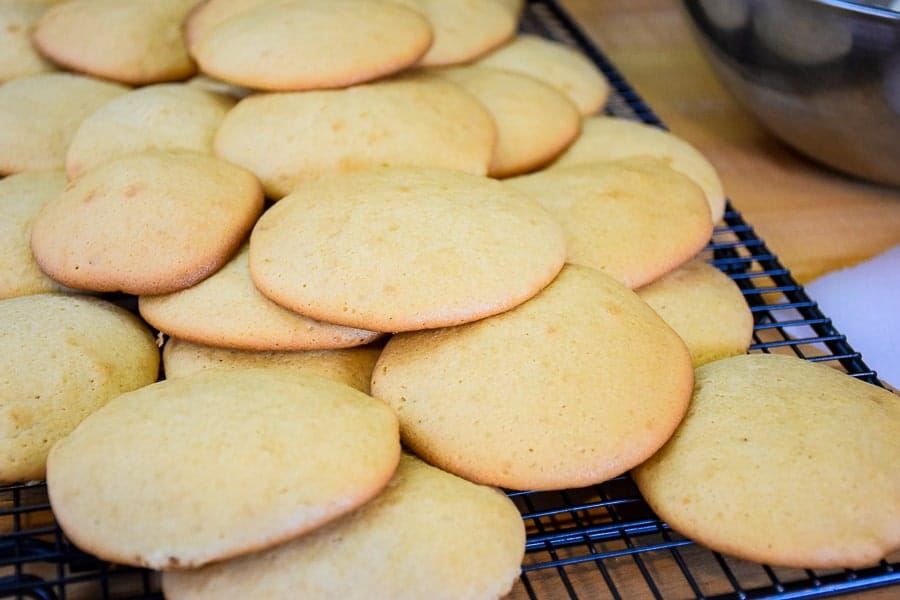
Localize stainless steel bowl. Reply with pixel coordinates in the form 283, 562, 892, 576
682, 0, 900, 187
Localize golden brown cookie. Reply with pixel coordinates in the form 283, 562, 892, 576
65, 82, 235, 179
0, 72, 127, 174
434, 64, 581, 178
1, 293, 159, 482
30, 150, 264, 295
47, 368, 401, 570
551, 115, 727, 223
371, 264, 694, 491
213, 71, 497, 199
32, 0, 200, 85
140, 243, 382, 351
476, 33, 611, 115
632, 353, 900, 569
636, 257, 754, 366
0, 171, 76, 299
391, 0, 517, 66
190, 0, 433, 91
162, 453, 525, 600
162, 337, 381, 394
506, 157, 714, 288
248, 166, 566, 332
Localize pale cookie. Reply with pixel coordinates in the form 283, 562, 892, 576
434, 64, 581, 178
0, 0, 60, 83
391, 0, 517, 66
31, 150, 264, 295
249, 167, 566, 332
140, 243, 382, 351
636, 257, 754, 367
47, 368, 401, 570
162, 337, 382, 394
0, 293, 159, 483
506, 157, 714, 289
371, 264, 694, 491
214, 72, 496, 199
32, 0, 200, 85
632, 353, 900, 569
476, 33, 610, 115
551, 115, 727, 223
0, 72, 127, 174
190, 0, 433, 91
183, 0, 269, 52
162, 453, 525, 600
0, 171, 76, 299
66, 82, 235, 179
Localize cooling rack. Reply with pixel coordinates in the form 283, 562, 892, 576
2, 1, 898, 599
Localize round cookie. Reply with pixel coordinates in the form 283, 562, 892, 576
65, 82, 235, 179
140, 243, 382, 351
46, 368, 401, 570
0, 171, 76, 299
632, 353, 900, 569
0, 0, 60, 83
370, 264, 694, 491
183, 0, 270, 52
434, 64, 581, 178
550, 116, 727, 224
214, 71, 497, 199
0, 72, 127, 174
32, 0, 199, 85
0, 293, 159, 483
476, 33, 611, 116
248, 166, 567, 332
505, 157, 714, 289
162, 452, 525, 600
30, 150, 264, 295
190, 0, 433, 91
162, 337, 382, 394
636, 257, 754, 367
391, 0, 517, 66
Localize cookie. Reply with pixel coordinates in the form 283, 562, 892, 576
46, 368, 401, 570
632, 353, 900, 569
391, 0, 517, 66
248, 166, 567, 332
32, 0, 199, 85
370, 264, 694, 491
551, 115, 727, 223
162, 337, 382, 394
506, 157, 714, 288
30, 150, 264, 295
0, 72, 127, 174
0, 0, 60, 83
139, 243, 382, 351
476, 33, 611, 115
434, 64, 581, 178
0, 171, 75, 299
65, 82, 235, 179
183, 0, 269, 52
162, 453, 525, 599
214, 71, 497, 199
0, 293, 159, 483
636, 257, 754, 366
190, 0, 433, 91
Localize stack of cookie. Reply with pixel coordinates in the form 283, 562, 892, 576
1, 0, 897, 596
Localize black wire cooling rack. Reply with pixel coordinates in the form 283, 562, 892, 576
2, 1, 897, 599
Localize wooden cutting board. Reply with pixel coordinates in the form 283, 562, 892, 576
559, 0, 900, 285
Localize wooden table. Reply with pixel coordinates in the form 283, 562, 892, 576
534, 2, 900, 599
560, 0, 900, 286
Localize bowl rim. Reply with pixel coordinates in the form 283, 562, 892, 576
810, 0, 900, 20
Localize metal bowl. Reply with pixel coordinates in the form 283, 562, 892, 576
682, 0, 900, 187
